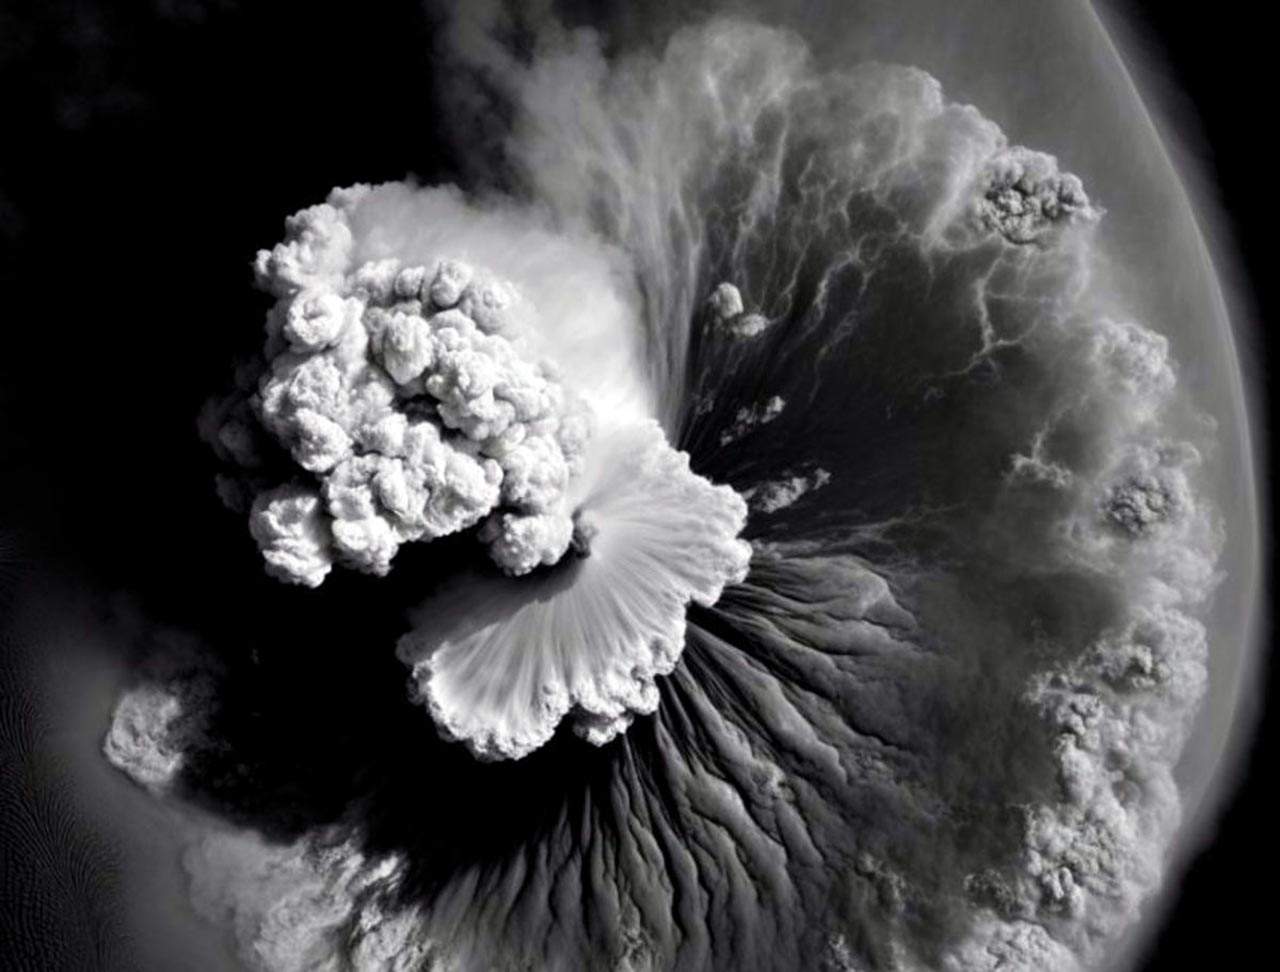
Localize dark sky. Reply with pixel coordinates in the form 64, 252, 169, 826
0, 0, 454, 594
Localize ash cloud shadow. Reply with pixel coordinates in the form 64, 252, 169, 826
162, 535, 630, 900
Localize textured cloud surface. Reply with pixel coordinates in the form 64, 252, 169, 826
399, 418, 750, 758
206, 185, 596, 583
104, 10, 1224, 972
203, 181, 751, 758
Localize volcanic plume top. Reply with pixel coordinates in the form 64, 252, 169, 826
202, 183, 753, 761
206, 186, 596, 584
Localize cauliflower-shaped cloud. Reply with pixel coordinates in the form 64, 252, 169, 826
248, 485, 335, 588
1087, 317, 1176, 401
1105, 475, 1176, 537
707, 281, 772, 338
398, 419, 752, 760
206, 184, 754, 762
708, 281, 745, 320
103, 660, 216, 793
975, 147, 1100, 245
208, 188, 595, 583
1096, 440, 1199, 542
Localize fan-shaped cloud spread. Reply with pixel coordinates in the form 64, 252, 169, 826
100, 9, 1229, 972
398, 419, 750, 759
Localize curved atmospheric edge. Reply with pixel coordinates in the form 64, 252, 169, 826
1078, 4, 1268, 965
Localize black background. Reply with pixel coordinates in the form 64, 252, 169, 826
0, 2, 1272, 970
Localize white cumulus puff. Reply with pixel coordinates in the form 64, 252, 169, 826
397, 419, 753, 760
248, 485, 334, 588
102, 651, 218, 794
102, 685, 189, 792
212, 188, 596, 583
208, 184, 755, 763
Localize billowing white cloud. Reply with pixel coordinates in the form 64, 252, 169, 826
708, 282, 773, 338
204, 182, 753, 760
211, 188, 599, 583
719, 395, 786, 446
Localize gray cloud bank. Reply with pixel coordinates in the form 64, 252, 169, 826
103, 6, 1225, 971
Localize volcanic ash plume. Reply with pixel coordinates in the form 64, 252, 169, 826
202, 182, 751, 758
102, 10, 1228, 972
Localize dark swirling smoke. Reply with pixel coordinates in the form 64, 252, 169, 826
45, 3, 1236, 971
